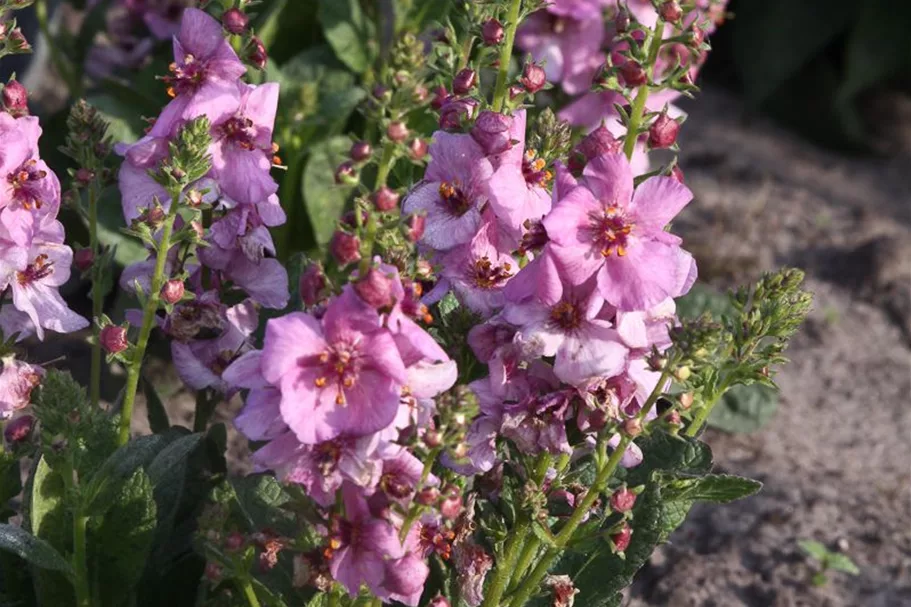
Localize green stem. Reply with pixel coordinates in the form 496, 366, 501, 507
399, 446, 441, 541
622, 17, 666, 160
507, 369, 672, 607
374, 141, 396, 189
236, 577, 261, 607
508, 535, 541, 591
117, 204, 179, 446
88, 184, 101, 409
491, 0, 522, 112
35, 0, 81, 99
684, 377, 732, 437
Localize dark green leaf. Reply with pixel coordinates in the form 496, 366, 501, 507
302, 136, 355, 245
89, 468, 156, 607
626, 432, 713, 487
708, 383, 779, 434
318, 0, 372, 73
141, 375, 170, 433
0, 524, 73, 578
231, 475, 295, 536
661, 474, 762, 504
85, 93, 141, 146
0, 452, 21, 517
27, 457, 74, 606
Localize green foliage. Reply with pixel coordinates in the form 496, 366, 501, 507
0, 523, 73, 578
799, 539, 860, 586
28, 456, 74, 607
659, 474, 761, 504
302, 136, 357, 246
318, 0, 374, 74
708, 383, 779, 433
156, 117, 214, 192
0, 452, 21, 521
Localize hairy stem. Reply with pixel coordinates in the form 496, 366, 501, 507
491, 0, 522, 112
622, 16, 666, 160
88, 184, 101, 409
117, 204, 179, 446
684, 377, 733, 437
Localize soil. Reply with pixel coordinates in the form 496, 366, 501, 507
625, 87, 911, 607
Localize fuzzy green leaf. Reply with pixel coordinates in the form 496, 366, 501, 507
28, 456, 74, 607
302, 136, 354, 245
709, 383, 779, 434
0, 524, 73, 578
318, 0, 372, 73
661, 474, 762, 504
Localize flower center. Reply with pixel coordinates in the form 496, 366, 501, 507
472, 257, 513, 290
217, 116, 257, 149
521, 150, 552, 188
7, 160, 47, 209
439, 181, 472, 217
16, 254, 53, 286
314, 440, 342, 476
549, 301, 581, 331
164, 54, 207, 97
313, 340, 362, 404
592, 206, 633, 257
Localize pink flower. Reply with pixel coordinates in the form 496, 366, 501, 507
402, 132, 493, 251
0, 356, 43, 419
542, 152, 696, 310
515, 11, 604, 95
261, 292, 408, 444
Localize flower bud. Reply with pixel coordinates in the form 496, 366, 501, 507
416, 486, 440, 506
299, 261, 326, 306
679, 392, 694, 409
520, 62, 547, 93
405, 213, 426, 242
667, 410, 682, 426
611, 524, 632, 552
610, 486, 637, 513
161, 279, 185, 305
440, 493, 462, 520
452, 68, 477, 95
246, 36, 267, 69
439, 97, 478, 130
413, 85, 429, 103
74, 248, 94, 272
648, 112, 680, 148
690, 24, 706, 47
659, 1, 683, 22
408, 138, 428, 160
570, 125, 621, 171
431, 85, 449, 110
349, 140, 372, 162
4, 414, 34, 445
387, 121, 409, 142
482, 19, 504, 45
330, 231, 361, 266
224, 532, 245, 551
222, 8, 249, 34
620, 61, 647, 87
101, 325, 129, 354
372, 186, 400, 211
471, 111, 513, 155
8, 29, 30, 53
622, 417, 642, 437
354, 267, 395, 309
2, 79, 28, 116
674, 365, 691, 381
204, 562, 222, 583
423, 428, 443, 448
428, 596, 451, 607
334, 161, 357, 185
75, 168, 95, 185
614, 5, 630, 33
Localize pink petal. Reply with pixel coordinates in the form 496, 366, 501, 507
629, 176, 693, 233
261, 312, 326, 384
582, 153, 634, 209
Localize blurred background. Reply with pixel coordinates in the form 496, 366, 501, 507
5, 1, 910, 605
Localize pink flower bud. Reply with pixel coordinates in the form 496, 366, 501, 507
349, 140, 372, 162
246, 37, 267, 69
416, 486, 440, 506
648, 112, 680, 148
413, 85, 429, 103
431, 85, 449, 110
620, 61, 647, 87
222, 8, 249, 34
423, 428, 443, 448
101, 325, 129, 354
622, 417, 642, 437
679, 391, 694, 409
611, 524, 632, 552
8, 29, 29, 52
161, 279, 185, 305
482, 19, 504, 45
614, 5, 630, 33
298, 261, 326, 306
520, 62, 547, 93
667, 410, 682, 426
334, 161, 357, 185
330, 231, 361, 266
428, 596, 451, 607
2, 79, 28, 116
387, 121, 409, 142
405, 213, 426, 242
372, 186, 399, 211
408, 138, 428, 160
452, 68, 477, 95
440, 493, 462, 520
471, 111, 513, 155
438, 97, 478, 130
224, 532, 245, 551
610, 486, 637, 513
354, 267, 395, 309
570, 125, 622, 171
204, 562, 222, 583
74, 248, 94, 272
659, 1, 683, 22
75, 168, 95, 185
4, 414, 34, 445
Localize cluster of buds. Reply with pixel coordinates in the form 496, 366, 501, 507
0, 1, 32, 60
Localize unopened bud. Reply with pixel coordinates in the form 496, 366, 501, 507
334, 161, 358, 185
75, 168, 95, 185
520, 62, 547, 93
452, 68, 477, 95
2, 79, 28, 116
620, 61, 647, 87
74, 248, 94, 272
611, 524, 632, 552
614, 5, 630, 33
161, 279, 185, 305
648, 112, 680, 148
440, 493, 462, 519
423, 429, 443, 448
667, 410, 682, 426
354, 267, 395, 309
408, 138, 428, 160
416, 486, 440, 506
222, 8, 249, 34
372, 186, 400, 211
101, 325, 129, 354
224, 532, 245, 551
610, 486, 637, 513
330, 231, 361, 266
349, 140, 372, 162
246, 36, 267, 69
413, 85, 429, 103
674, 366, 691, 381
387, 121, 409, 142
622, 417, 642, 437
431, 85, 449, 110
659, 1, 683, 22
405, 213, 426, 242
204, 562, 222, 583
678, 392, 694, 409
482, 19, 504, 45
4, 414, 34, 445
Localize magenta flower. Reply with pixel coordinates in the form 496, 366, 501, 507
328, 484, 406, 598
261, 292, 408, 444
150, 8, 246, 138
378, 550, 430, 607
515, 10, 604, 95
542, 152, 696, 310
501, 389, 574, 455
0, 356, 43, 419
402, 132, 493, 251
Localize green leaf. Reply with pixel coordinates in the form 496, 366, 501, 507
675, 283, 734, 320
798, 539, 830, 561
0, 452, 21, 518
626, 432, 713, 487
318, 0, 372, 73
28, 457, 74, 607
89, 468, 156, 607
302, 136, 355, 245
85, 93, 142, 146
708, 383, 779, 434
661, 474, 762, 504
826, 553, 860, 575
141, 375, 170, 433
0, 524, 73, 578
231, 475, 295, 536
